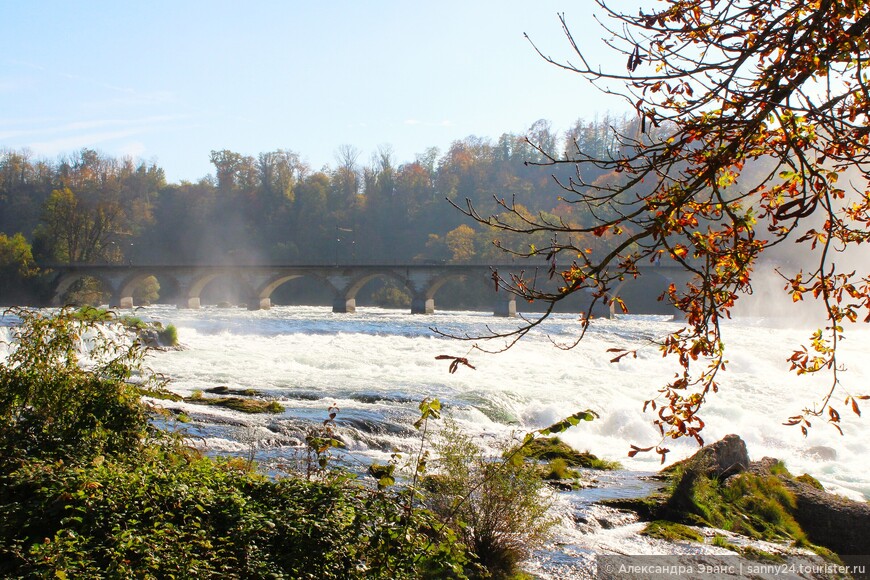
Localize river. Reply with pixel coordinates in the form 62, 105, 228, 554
133, 305, 868, 501
3, 304, 868, 576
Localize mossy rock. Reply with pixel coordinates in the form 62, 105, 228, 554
185, 395, 283, 414
601, 495, 668, 520
610, 437, 859, 561
520, 437, 621, 470
540, 458, 582, 480
137, 386, 183, 402
633, 462, 837, 559
642, 520, 704, 542
795, 473, 824, 491
205, 386, 263, 397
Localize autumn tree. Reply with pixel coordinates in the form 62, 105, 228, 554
452, 0, 870, 457
445, 224, 478, 262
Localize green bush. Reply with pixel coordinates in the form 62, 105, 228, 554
428, 422, 556, 579
0, 450, 470, 579
71, 305, 114, 322
0, 308, 153, 464
158, 323, 179, 346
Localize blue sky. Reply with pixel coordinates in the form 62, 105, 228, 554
1, 1, 632, 183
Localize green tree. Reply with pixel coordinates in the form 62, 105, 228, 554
0, 233, 38, 305
0, 150, 54, 238
293, 172, 331, 261
34, 186, 125, 263
453, 0, 870, 455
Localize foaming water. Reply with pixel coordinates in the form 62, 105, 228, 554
110, 304, 870, 501
3, 305, 869, 570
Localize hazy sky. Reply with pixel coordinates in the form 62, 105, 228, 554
1, 1, 633, 183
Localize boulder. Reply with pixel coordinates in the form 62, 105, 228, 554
752, 457, 870, 556
666, 433, 750, 479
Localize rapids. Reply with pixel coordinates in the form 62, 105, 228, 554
2, 305, 868, 575
120, 305, 868, 501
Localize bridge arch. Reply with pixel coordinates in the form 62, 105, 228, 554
116, 271, 181, 309
254, 272, 337, 310
414, 270, 516, 315
177, 269, 259, 309
52, 272, 115, 307
331, 269, 416, 313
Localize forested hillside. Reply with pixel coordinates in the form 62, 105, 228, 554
0, 115, 632, 305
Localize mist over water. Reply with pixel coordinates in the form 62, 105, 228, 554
112, 304, 870, 501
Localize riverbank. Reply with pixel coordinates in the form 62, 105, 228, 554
526, 436, 870, 579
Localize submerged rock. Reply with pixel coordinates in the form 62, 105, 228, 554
803, 445, 838, 461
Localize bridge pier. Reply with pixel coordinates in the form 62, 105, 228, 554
411, 296, 434, 315
179, 296, 201, 309
493, 297, 516, 317
118, 296, 134, 309
248, 297, 271, 311
333, 297, 356, 313
590, 300, 614, 319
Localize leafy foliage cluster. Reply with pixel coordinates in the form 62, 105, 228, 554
0, 308, 151, 464
426, 422, 556, 579
449, 0, 870, 456
0, 233, 38, 305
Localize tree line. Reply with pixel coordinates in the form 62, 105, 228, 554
0, 115, 630, 304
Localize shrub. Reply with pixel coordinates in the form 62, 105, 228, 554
71, 305, 114, 322
427, 422, 556, 579
158, 323, 179, 346
0, 308, 154, 465
0, 450, 470, 579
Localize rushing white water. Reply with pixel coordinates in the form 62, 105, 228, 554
92, 304, 866, 501
1, 304, 867, 573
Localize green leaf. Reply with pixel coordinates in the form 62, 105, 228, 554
538, 409, 599, 435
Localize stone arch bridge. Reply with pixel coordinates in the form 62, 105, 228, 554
48, 263, 689, 317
